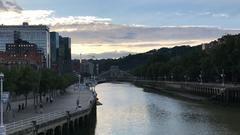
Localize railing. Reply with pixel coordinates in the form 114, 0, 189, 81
6, 96, 95, 134
134, 80, 240, 88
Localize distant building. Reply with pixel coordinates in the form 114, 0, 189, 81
50, 32, 59, 70
59, 36, 72, 73
0, 39, 45, 69
80, 60, 94, 76
72, 59, 94, 76
72, 59, 80, 73
0, 22, 51, 68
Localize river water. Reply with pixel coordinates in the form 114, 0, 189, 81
93, 82, 240, 135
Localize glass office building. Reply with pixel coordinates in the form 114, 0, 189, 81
50, 32, 59, 65
0, 22, 51, 68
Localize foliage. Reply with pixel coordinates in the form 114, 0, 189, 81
0, 66, 77, 98
94, 34, 240, 83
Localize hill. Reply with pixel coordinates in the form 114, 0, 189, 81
94, 34, 240, 83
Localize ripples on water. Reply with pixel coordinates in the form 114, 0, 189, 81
88, 82, 240, 135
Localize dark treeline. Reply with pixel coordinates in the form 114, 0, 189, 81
0, 66, 77, 107
95, 34, 240, 83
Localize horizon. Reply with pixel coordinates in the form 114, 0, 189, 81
1, 0, 240, 59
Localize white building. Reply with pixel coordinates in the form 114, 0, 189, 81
0, 22, 51, 68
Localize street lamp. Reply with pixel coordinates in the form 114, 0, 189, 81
220, 69, 225, 87
199, 71, 203, 85
164, 75, 167, 81
184, 75, 187, 84
0, 73, 6, 135
171, 73, 174, 82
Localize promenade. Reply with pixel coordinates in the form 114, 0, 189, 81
4, 84, 93, 123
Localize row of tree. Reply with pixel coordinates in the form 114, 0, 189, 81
133, 34, 240, 83
0, 66, 77, 107
91, 34, 240, 84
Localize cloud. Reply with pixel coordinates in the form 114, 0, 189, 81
1, 8, 240, 59
0, 0, 22, 13
64, 26, 240, 44
0, 10, 111, 26
72, 51, 133, 59
70, 39, 213, 56
173, 11, 230, 18
198, 12, 229, 18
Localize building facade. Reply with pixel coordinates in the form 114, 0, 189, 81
0, 39, 45, 69
0, 22, 51, 68
59, 36, 72, 73
50, 32, 59, 69
80, 61, 94, 76
72, 59, 95, 76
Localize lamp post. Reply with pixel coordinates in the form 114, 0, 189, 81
164, 75, 167, 81
220, 69, 225, 87
96, 64, 99, 76
171, 73, 174, 82
0, 73, 6, 135
199, 71, 203, 85
78, 74, 81, 90
184, 75, 187, 84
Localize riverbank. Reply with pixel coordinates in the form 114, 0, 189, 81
131, 80, 240, 105
134, 82, 209, 103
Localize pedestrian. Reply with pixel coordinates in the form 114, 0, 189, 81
76, 99, 80, 109
6, 102, 11, 112
18, 104, 21, 112
46, 96, 49, 103
50, 96, 53, 103
21, 103, 24, 110
39, 103, 43, 114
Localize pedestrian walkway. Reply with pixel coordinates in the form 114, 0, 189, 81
4, 84, 93, 123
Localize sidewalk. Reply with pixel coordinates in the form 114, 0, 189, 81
4, 84, 93, 123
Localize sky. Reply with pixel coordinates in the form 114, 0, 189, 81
1, 0, 240, 59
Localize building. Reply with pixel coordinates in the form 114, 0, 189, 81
6, 39, 38, 54
80, 60, 94, 76
59, 36, 72, 73
50, 32, 59, 69
72, 59, 80, 73
0, 39, 45, 69
0, 22, 51, 68
72, 59, 95, 76
81, 61, 94, 76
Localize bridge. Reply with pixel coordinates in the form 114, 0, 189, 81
97, 66, 135, 82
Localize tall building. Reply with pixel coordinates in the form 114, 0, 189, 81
59, 36, 72, 73
50, 32, 59, 67
0, 22, 51, 68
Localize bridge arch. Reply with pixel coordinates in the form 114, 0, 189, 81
98, 66, 135, 81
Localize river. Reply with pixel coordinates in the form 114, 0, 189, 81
91, 82, 240, 135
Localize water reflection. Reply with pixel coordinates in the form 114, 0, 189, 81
87, 82, 240, 135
